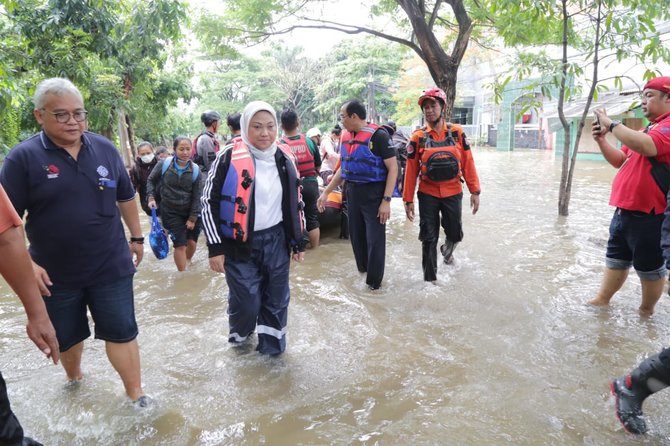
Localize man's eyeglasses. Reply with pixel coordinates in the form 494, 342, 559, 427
42, 109, 88, 123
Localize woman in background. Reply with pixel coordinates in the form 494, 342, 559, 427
129, 141, 158, 216
147, 137, 202, 271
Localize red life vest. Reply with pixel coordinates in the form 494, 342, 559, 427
280, 134, 317, 178
418, 124, 464, 183
191, 131, 220, 160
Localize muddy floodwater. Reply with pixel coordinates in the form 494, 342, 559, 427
3, 148, 670, 445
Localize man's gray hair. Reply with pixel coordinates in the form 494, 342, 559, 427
33, 78, 83, 110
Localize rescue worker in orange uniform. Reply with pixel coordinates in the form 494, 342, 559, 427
403, 88, 481, 282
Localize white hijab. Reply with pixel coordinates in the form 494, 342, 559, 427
241, 101, 278, 161
240, 101, 283, 230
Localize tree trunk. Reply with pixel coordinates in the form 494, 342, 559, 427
397, 0, 472, 120
101, 125, 114, 141
557, 0, 571, 216
557, 125, 571, 216
558, 0, 603, 216
120, 73, 136, 164
125, 112, 137, 160
117, 111, 132, 168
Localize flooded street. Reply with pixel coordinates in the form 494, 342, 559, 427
3, 148, 670, 445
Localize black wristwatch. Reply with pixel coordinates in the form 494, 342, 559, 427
382, 196, 392, 202
129, 236, 145, 244
609, 120, 621, 133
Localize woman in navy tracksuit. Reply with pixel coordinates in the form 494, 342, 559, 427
200, 101, 305, 356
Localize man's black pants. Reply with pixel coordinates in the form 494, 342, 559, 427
346, 181, 387, 289
418, 191, 463, 281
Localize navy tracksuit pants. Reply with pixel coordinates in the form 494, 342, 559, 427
224, 224, 290, 355
346, 181, 387, 289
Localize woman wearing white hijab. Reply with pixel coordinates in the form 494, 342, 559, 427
201, 101, 305, 355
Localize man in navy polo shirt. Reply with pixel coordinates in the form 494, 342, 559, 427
0, 78, 150, 407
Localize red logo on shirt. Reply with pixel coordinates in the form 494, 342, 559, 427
44, 164, 60, 179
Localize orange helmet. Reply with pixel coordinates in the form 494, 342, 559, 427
418, 88, 447, 108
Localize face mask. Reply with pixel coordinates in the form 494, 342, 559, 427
140, 154, 155, 164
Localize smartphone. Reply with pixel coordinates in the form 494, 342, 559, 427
593, 113, 602, 133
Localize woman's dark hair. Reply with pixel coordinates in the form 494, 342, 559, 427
173, 136, 191, 151
137, 141, 153, 152
331, 124, 342, 136
156, 146, 169, 155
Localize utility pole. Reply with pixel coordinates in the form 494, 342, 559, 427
367, 67, 377, 122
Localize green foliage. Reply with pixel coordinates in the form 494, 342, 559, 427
0, 105, 21, 155
4, 0, 118, 84
187, 55, 277, 137
197, 0, 482, 116
489, 0, 670, 106
129, 67, 197, 143
487, 0, 670, 215
0, 0, 193, 151
190, 16, 406, 134
488, 1, 571, 46
218, 0, 306, 43
313, 37, 404, 127
193, 13, 242, 60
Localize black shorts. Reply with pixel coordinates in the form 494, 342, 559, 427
161, 205, 201, 248
605, 208, 665, 277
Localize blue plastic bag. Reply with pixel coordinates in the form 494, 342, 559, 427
149, 208, 169, 260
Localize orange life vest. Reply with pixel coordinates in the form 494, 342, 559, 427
219, 140, 304, 243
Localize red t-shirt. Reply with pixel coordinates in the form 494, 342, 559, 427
0, 184, 22, 234
610, 112, 670, 214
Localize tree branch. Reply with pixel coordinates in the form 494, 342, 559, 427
449, 0, 472, 63
223, 18, 422, 54
428, 0, 443, 31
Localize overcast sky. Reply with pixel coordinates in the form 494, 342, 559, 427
188, 0, 368, 58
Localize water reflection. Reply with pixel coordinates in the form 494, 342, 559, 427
2, 148, 670, 444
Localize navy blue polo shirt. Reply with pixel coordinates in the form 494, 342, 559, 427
0, 131, 136, 289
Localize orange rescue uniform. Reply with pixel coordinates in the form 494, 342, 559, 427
402, 121, 480, 201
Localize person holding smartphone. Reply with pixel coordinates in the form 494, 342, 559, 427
595, 76, 670, 435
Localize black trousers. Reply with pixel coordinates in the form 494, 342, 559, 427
418, 192, 463, 281
346, 181, 387, 288
0, 371, 40, 446
659, 347, 670, 366
340, 182, 349, 239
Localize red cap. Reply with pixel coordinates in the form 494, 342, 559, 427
643, 76, 670, 94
